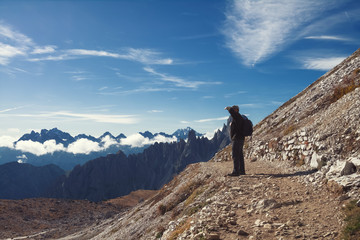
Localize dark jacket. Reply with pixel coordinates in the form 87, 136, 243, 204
229, 107, 245, 141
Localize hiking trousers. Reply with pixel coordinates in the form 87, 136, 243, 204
232, 139, 245, 174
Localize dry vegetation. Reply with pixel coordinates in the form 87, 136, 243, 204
341, 200, 360, 240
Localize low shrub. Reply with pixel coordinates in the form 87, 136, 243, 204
340, 200, 360, 240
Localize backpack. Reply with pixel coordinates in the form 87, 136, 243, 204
241, 115, 253, 137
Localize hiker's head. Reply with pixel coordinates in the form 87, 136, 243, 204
232, 105, 239, 113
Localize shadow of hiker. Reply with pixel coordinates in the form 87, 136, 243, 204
248, 169, 318, 178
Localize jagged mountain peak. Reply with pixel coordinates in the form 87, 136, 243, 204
172, 127, 203, 139
99, 131, 116, 139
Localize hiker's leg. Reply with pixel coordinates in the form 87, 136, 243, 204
232, 140, 241, 174
238, 139, 245, 174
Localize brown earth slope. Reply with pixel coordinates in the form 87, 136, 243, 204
0, 190, 156, 239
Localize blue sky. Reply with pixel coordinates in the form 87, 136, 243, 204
1, 0, 360, 140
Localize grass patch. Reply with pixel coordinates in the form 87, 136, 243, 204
331, 69, 360, 104
184, 186, 206, 207
168, 218, 192, 240
340, 200, 360, 240
331, 79, 360, 103
283, 124, 297, 136
184, 200, 208, 216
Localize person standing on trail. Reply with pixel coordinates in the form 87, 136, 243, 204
225, 105, 245, 176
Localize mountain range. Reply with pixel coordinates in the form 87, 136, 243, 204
0, 126, 230, 200
0, 127, 204, 170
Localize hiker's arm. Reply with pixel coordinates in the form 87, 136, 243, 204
226, 107, 243, 125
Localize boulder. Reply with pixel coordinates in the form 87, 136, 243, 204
341, 161, 357, 176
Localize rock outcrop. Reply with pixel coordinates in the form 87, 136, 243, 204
247, 48, 360, 199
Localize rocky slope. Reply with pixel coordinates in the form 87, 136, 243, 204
247, 48, 360, 199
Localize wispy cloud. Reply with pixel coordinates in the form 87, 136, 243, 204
144, 67, 222, 89
97, 87, 176, 96
224, 91, 246, 98
148, 110, 163, 113
301, 57, 346, 71
46, 111, 139, 124
194, 116, 228, 123
31, 45, 57, 54
0, 22, 174, 66
0, 42, 27, 65
0, 22, 33, 45
222, 0, 340, 66
0, 110, 139, 124
304, 35, 351, 41
175, 33, 218, 40
0, 106, 24, 113
29, 48, 174, 65
0, 22, 33, 65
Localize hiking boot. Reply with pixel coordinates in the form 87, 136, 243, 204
227, 172, 240, 177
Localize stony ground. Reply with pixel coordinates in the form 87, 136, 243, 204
197, 159, 345, 240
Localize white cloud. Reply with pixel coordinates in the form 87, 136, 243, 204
302, 57, 346, 71
15, 140, 65, 156
0, 106, 23, 113
0, 23, 32, 65
180, 120, 190, 124
50, 111, 139, 124
120, 133, 177, 148
101, 135, 119, 149
204, 127, 222, 140
0, 111, 139, 125
67, 49, 120, 58
29, 47, 174, 65
0, 22, 33, 45
148, 110, 163, 113
222, 0, 336, 66
31, 45, 57, 54
98, 87, 177, 96
304, 35, 351, 41
224, 91, 247, 98
120, 134, 149, 148
66, 138, 102, 154
0, 136, 16, 148
0, 22, 173, 66
195, 116, 228, 123
0, 43, 26, 65
124, 48, 173, 65
144, 67, 222, 89
98, 86, 108, 91
16, 154, 27, 163
151, 135, 177, 145
11, 137, 122, 155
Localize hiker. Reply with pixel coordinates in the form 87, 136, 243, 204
225, 105, 245, 176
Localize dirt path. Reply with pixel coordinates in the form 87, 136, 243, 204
200, 156, 345, 239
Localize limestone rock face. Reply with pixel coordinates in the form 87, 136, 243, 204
245, 48, 360, 198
